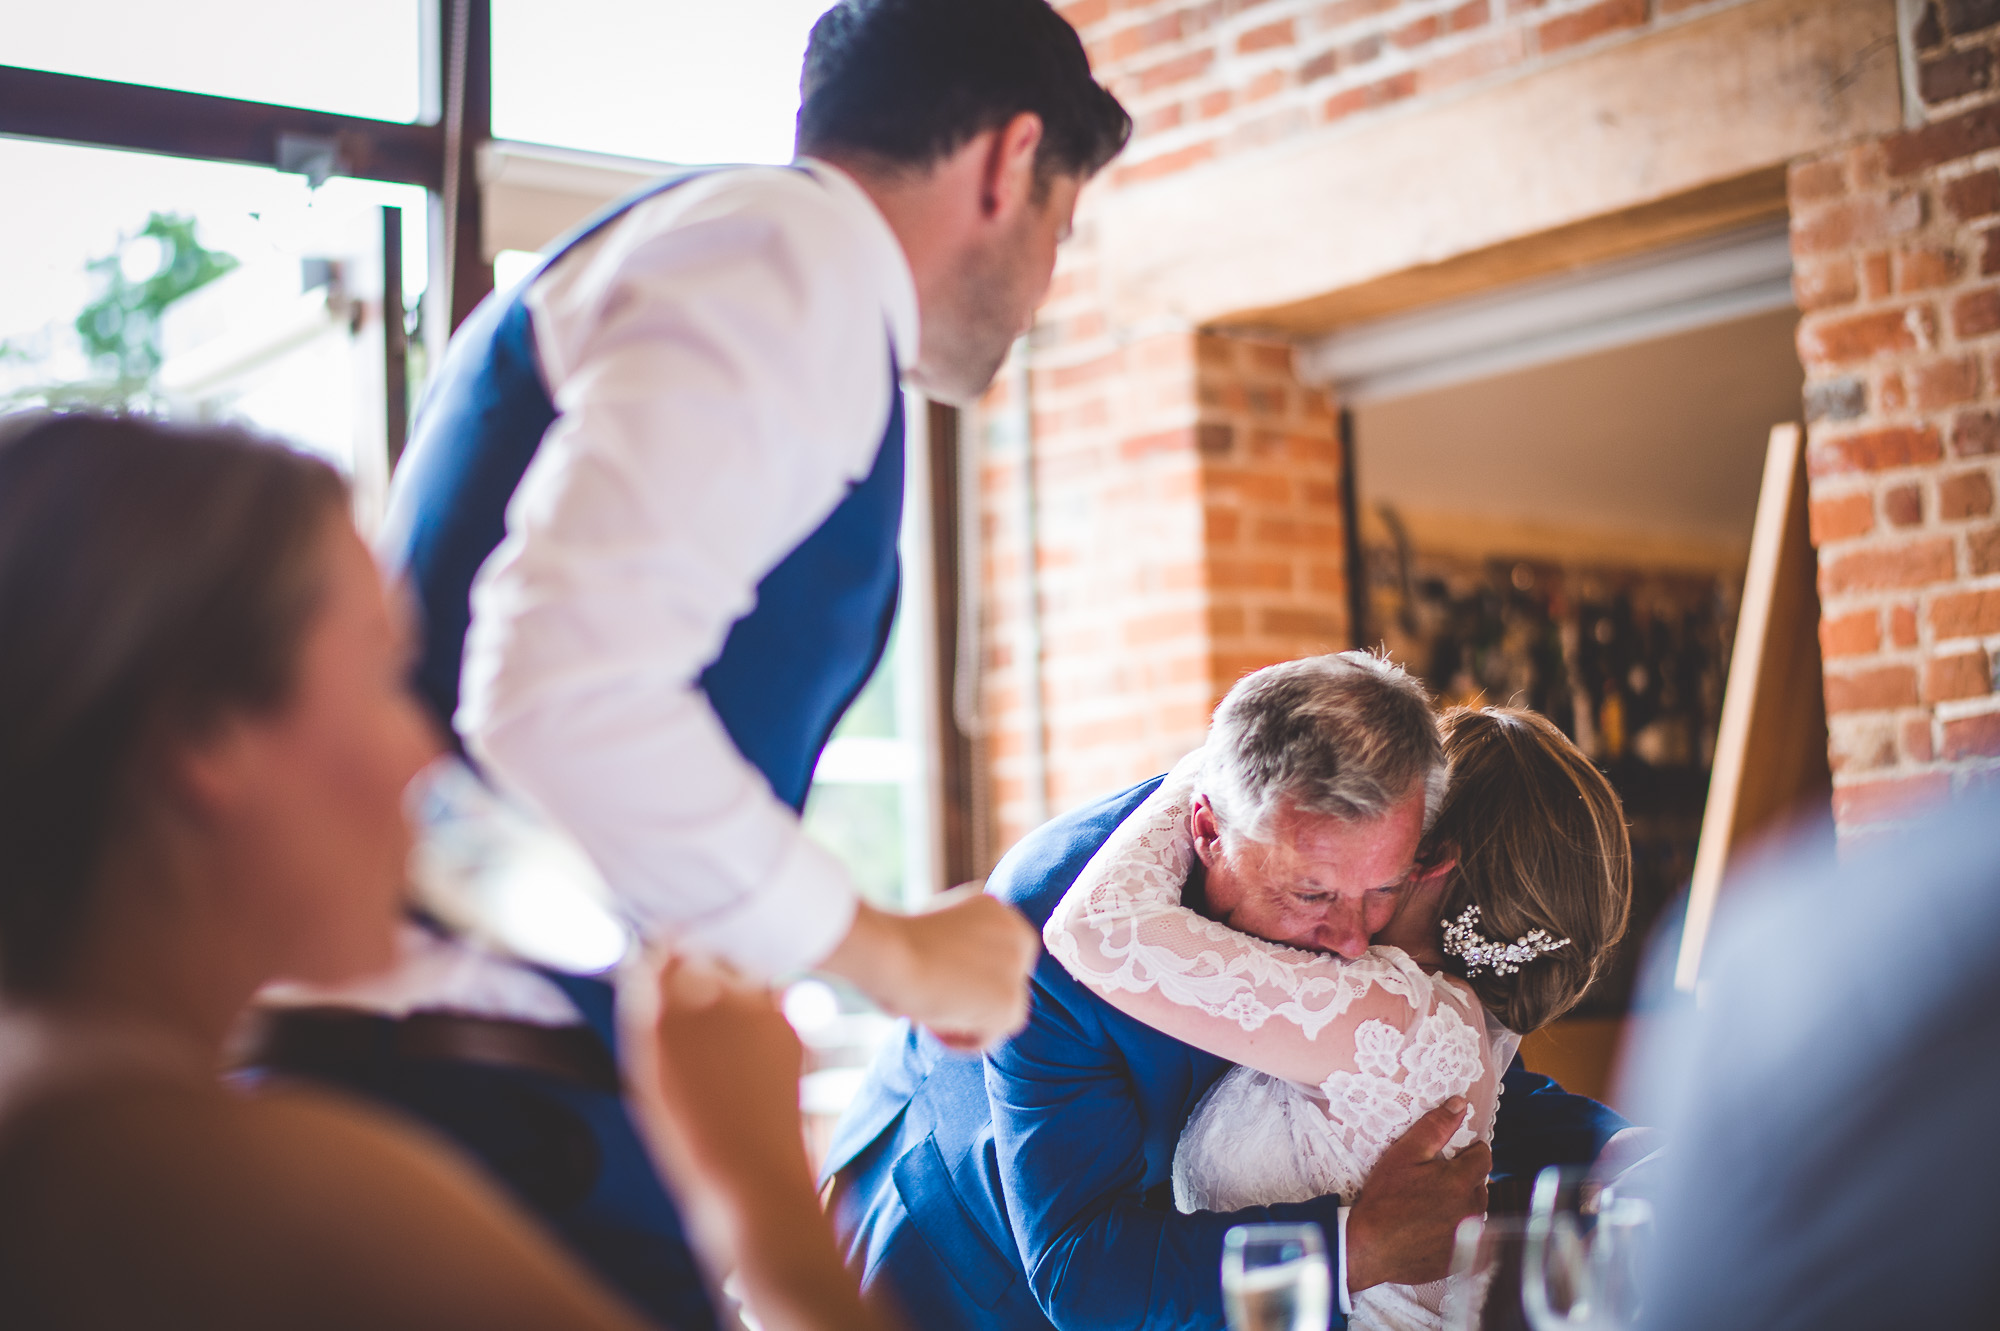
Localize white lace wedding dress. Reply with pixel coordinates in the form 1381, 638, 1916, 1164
1043, 753, 1519, 1331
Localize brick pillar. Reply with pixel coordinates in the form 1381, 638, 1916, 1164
1196, 334, 1349, 690
975, 242, 1349, 856
1790, 3, 2000, 835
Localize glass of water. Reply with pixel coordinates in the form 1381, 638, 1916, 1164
1523, 1165, 1656, 1331
1445, 1214, 1533, 1331
1222, 1223, 1333, 1331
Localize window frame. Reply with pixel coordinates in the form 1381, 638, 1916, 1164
0, 2, 979, 892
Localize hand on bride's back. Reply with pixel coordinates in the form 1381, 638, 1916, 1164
1343, 1097, 1490, 1292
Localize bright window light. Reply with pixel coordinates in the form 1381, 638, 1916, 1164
0, 0, 423, 123
493, 0, 832, 164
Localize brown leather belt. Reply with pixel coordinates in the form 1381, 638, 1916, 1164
240, 1006, 622, 1095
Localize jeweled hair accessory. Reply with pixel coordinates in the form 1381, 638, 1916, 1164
1440, 904, 1570, 977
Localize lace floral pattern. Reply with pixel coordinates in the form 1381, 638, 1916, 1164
1354, 1020, 1405, 1078
1045, 751, 1521, 1330
1402, 1005, 1488, 1112
1045, 759, 1432, 1045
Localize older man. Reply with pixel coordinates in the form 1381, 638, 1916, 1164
824, 653, 1628, 1330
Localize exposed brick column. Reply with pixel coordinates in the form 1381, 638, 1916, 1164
1195, 334, 1349, 689
975, 210, 1214, 851
975, 289, 1347, 851
1789, 2, 2000, 835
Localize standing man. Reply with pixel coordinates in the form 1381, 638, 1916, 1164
246, 3, 1132, 1328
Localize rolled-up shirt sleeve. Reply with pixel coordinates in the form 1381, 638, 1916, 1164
456, 166, 915, 979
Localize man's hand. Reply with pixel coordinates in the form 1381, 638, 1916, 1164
1344, 1098, 1490, 1293
819, 886, 1039, 1053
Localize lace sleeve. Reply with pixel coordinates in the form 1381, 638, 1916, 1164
1043, 753, 1490, 1115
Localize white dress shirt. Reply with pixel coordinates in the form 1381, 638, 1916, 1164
319, 160, 920, 1025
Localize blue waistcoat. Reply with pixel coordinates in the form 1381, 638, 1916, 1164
363, 171, 904, 1330
380, 167, 904, 814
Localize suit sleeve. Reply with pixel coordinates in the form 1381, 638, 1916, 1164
1490, 1058, 1630, 1180
987, 959, 1353, 1331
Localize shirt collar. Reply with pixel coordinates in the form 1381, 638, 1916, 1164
799, 156, 921, 373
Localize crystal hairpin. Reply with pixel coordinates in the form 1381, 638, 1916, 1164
1440, 904, 1570, 977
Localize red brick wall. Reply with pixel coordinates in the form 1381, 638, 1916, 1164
1790, 3, 2000, 835
1073, 0, 1747, 189
974, 0, 1767, 856
976, 321, 1343, 851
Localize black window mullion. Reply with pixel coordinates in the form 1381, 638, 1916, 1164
0, 64, 446, 190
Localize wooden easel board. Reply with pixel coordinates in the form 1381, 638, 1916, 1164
1674, 423, 1834, 989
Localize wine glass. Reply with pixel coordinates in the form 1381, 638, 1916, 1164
1523, 1166, 1596, 1329
1221, 1223, 1333, 1331
1523, 1164, 1656, 1330
1444, 1214, 1534, 1331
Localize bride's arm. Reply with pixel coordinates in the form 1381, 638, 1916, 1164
1043, 752, 1437, 1091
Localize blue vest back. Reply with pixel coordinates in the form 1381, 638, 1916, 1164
380, 169, 904, 814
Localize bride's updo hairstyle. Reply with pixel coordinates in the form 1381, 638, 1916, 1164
1427, 707, 1631, 1035
0, 412, 346, 996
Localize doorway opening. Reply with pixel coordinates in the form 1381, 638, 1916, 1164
1308, 222, 1814, 1105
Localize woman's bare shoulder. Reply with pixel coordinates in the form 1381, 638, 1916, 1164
0, 1072, 648, 1331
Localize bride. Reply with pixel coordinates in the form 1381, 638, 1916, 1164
1044, 707, 1632, 1330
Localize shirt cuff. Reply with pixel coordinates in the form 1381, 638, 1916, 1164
1336, 1205, 1354, 1317
668, 831, 860, 979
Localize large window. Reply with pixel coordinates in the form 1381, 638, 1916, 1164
0, 8, 967, 1146
0, 136, 426, 525
0, 1, 425, 122
492, 0, 827, 164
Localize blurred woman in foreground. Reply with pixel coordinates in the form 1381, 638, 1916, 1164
0, 413, 873, 1331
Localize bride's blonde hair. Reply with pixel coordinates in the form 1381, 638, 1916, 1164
1426, 707, 1632, 1034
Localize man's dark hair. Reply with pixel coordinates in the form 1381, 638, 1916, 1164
797, 0, 1131, 182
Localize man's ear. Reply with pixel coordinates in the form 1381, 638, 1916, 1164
978, 111, 1045, 220
1189, 795, 1223, 869
1413, 848, 1457, 886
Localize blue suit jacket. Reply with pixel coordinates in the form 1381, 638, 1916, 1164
825, 778, 1629, 1330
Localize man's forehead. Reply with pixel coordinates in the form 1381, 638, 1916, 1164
1270, 801, 1422, 876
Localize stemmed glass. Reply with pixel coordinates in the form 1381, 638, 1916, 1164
1522, 1165, 1655, 1331
1221, 1223, 1333, 1331
1444, 1214, 1534, 1331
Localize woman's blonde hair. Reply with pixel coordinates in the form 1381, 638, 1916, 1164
1426, 706, 1632, 1034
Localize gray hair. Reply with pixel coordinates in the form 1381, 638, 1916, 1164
1200, 652, 1448, 847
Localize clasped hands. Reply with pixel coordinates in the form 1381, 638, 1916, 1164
616, 888, 1036, 1331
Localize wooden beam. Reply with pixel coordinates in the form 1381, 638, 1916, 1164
926, 401, 981, 887
1339, 407, 1369, 648
1235, 167, 1790, 336
1676, 424, 1835, 990
1355, 504, 1752, 577
480, 141, 674, 258
0, 64, 445, 189
1093, 0, 1899, 334
440, 0, 494, 331
384, 205, 410, 472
